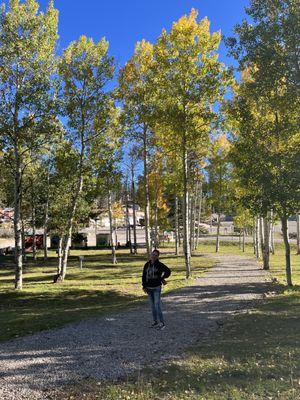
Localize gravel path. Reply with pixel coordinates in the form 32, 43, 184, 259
0, 254, 275, 400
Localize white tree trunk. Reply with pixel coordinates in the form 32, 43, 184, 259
242, 227, 245, 252
178, 214, 181, 247
43, 169, 50, 261
297, 213, 300, 255
60, 127, 86, 280
114, 219, 118, 248
262, 216, 270, 270
192, 183, 198, 251
57, 236, 63, 275
255, 217, 261, 258
175, 195, 179, 256
32, 205, 37, 261
108, 189, 117, 264
125, 207, 129, 244
43, 200, 49, 261
269, 209, 275, 255
31, 180, 37, 261
143, 124, 151, 258
189, 188, 194, 253
125, 193, 133, 253
14, 154, 23, 290
281, 215, 292, 286
154, 177, 159, 249
131, 167, 138, 254
195, 182, 203, 251
182, 142, 191, 278
191, 182, 198, 253
259, 216, 264, 260
253, 219, 256, 255
216, 213, 221, 253
61, 229, 72, 280
21, 219, 27, 263
60, 173, 83, 279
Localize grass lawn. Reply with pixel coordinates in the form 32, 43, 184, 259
197, 240, 300, 288
1, 240, 299, 399
54, 241, 300, 400
0, 248, 213, 342
57, 293, 300, 400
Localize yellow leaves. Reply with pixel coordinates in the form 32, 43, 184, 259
241, 67, 254, 83
9, 0, 38, 15
118, 40, 154, 110
121, 39, 154, 79
153, 8, 227, 109
147, 153, 170, 214
3, 0, 58, 64
218, 134, 231, 152
172, 8, 199, 37
119, 8, 231, 170
209, 134, 231, 172
62, 36, 109, 67
112, 201, 123, 219
167, 10, 220, 57
135, 40, 154, 66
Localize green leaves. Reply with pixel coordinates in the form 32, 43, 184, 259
153, 9, 231, 153
227, 0, 300, 218
207, 134, 234, 215
0, 0, 58, 131
59, 35, 114, 138
118, 39, 155, 131
229, 0, 299, 110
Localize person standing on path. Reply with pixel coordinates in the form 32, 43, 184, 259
142, 249, 171, 330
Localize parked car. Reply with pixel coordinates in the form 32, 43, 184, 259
195, 224, 209, 235
289, 232, 297, 239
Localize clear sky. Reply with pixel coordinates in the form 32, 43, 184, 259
17, 0, 247, 171
5, 0, 249, 68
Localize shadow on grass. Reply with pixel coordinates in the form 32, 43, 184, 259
164, 296, 300, 395
0, 288, 143, 342
1, 263, 299, 400
56, 293, 300, 400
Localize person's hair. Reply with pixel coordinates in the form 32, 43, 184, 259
152, 249, 160, 256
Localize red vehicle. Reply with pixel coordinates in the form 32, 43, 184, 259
24, 235, 44, 252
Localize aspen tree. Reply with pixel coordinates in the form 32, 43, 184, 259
153, 10, 231, 276
0, 0, 58, 289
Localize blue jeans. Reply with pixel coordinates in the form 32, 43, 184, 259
147, 286, 164, 323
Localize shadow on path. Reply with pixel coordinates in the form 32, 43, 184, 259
0, 253, 277, 400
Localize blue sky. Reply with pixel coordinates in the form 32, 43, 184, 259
53, 0, 248, 68
30, 0, 247, 172
3, 0, 250, 173
5, 0, 249, 68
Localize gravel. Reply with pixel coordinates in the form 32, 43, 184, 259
0, 254, 275, 400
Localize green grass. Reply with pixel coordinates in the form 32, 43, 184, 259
58, 292, 299, 400
0, 248, 213, 342
1, 240, 299, 399
52, 240, 300, 400
197, 240, 300, 287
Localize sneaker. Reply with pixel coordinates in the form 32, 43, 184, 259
156, 323, 166, 330
150, 322, 158, 328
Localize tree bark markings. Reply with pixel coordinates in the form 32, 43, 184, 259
175, 195, 179, 256
142, 124, 151, 258
131, 164, 138, 254
182, 132, 191, 278
108, 187, 117, 264
281, 216, 292, 286
195, 181, 203, 251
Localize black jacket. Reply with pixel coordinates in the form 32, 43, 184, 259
142, 259, 171, 288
